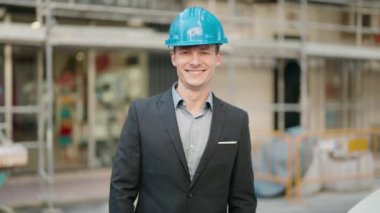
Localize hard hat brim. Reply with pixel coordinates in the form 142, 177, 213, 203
165, 38, 228, 47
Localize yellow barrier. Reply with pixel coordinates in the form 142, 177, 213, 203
251, 128, 380, 200
293, 128, 380, 200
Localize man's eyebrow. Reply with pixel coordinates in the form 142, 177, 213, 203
199, 45, 211, 50
177, 47, 191, 51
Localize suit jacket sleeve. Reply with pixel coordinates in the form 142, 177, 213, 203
228, 112, 257, 213
109, 102, 140, 213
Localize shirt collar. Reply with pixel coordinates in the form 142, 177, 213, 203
171, 82, 213, 110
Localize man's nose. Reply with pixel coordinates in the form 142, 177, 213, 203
189, 52, 201, 65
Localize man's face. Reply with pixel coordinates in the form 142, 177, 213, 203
170, 45, 221, 91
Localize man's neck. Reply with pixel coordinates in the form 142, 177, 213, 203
176, 84, 210, 116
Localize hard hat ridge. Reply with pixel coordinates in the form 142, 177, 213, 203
165, 6, 228, 47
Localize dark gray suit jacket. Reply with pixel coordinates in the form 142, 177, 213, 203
109, 89, 257, 213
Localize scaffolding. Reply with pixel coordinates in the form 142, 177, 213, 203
0, 0, 379, 207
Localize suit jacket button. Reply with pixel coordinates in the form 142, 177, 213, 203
187, 192, 193, 198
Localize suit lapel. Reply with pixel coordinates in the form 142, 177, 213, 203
190, 95, 225, 188
157, 90, 190, 176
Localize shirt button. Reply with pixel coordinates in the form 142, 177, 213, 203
187, 192, 193, 198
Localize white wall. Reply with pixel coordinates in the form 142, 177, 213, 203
213, 56, 273, 131
308, 59, 326, 131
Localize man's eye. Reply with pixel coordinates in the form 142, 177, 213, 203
179, 51, 189, 55
201, 51, 210, 55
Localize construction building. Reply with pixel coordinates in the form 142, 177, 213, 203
0, 0, 380, 208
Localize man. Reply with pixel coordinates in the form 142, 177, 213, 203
109, 6, 257, 213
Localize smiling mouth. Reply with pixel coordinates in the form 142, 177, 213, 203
186, 69, 205, 72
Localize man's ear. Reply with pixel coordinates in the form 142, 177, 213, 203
215, 52, 222, 66
170, 50, 177, 67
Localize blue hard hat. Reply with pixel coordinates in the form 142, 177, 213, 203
165, 6, 228, 47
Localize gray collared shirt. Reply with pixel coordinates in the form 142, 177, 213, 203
172, 84, 213, 180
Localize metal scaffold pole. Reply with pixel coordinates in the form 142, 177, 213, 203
4, 44, 12, 141
227, 0, 237, 104
300, 0, 309, 128
42, 0, 61, 212
87, 49, 96, 168
37, 46, 47, 202
277, 0, 285, 131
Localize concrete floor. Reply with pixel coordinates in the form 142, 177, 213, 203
257, 190, 372, 213
1, 169, 379, 213
15, 187, 378, 213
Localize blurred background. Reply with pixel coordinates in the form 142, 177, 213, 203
0, 0, 379, 212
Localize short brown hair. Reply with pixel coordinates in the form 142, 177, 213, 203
173, 44, 220, 54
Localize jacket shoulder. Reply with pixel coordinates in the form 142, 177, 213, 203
214, 96, 248, 117
132, 94, 161, 106
130, 91, 168, 111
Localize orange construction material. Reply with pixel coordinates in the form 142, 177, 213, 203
293, 128, 380, 200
